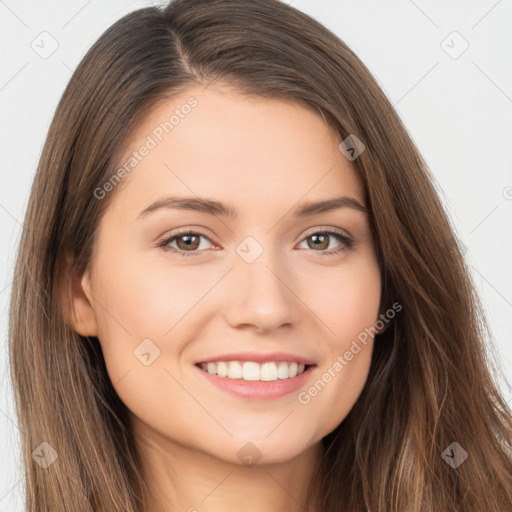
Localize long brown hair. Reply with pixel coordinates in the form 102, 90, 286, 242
9, 0, 512, 510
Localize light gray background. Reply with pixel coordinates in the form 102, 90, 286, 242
1, 0, 511, 509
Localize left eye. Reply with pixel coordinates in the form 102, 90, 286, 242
157, 230, 353, 257
297, 231, 353, 254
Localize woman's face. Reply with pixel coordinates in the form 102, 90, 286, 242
75, 84, 382, 465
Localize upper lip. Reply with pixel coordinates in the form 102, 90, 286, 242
196, 351, 316, 365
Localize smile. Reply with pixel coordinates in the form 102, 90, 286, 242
197, 360, 310, 381
194, 357, 317, 400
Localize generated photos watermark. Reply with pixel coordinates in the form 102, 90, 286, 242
93, 96, 198, 200
297, 301, 402, 405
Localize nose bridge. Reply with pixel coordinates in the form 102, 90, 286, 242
222, 235, 299, 331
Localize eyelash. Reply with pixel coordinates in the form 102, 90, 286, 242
156, 228, 354, 258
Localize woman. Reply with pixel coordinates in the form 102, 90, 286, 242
8, 0, 512, 510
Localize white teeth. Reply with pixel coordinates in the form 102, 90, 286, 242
216, 361, 228, 377
199, 360, 309, 380
242, 361, 260, 381
261, 362, 278, 381
277, 361, 289, 379
228, 361, 243, 379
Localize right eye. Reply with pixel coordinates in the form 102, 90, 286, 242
156, 230, 216, 257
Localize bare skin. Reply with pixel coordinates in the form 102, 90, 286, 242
69, 83, 382, 512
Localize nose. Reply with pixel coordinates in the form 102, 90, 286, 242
222, 248, 300, 333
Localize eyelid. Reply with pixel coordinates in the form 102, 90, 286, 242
299, 225, 351, 240
158, 225, 351, 242
156, 227, 218, 249
158, 226, 217, 243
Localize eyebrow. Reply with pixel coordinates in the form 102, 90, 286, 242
136, 195, 370, 220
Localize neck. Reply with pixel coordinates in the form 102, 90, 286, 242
131, 417, 324, 512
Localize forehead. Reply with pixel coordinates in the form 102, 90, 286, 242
110, 85, 365, 219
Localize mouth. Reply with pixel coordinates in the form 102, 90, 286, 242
193, 352, 317, 399
195, 360, 314, 381
194, 353, 318, 400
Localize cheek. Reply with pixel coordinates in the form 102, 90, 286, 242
301, 348, 373, 440
90, 253, 222, 409
89, 258, 201, 441
296, 259, 380, 435
117, 254, 222, 328
304, 254, 381, 345
92, 249, 208, 346
299, 318, 376, 440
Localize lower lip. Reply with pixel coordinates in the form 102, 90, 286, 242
195, 364, 316, 400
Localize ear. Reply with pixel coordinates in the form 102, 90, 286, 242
61, 251, 99, 337
375, 321, 389, 335
375, 305, 390, 335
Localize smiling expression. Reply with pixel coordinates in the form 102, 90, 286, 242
74, 83, 382, 464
